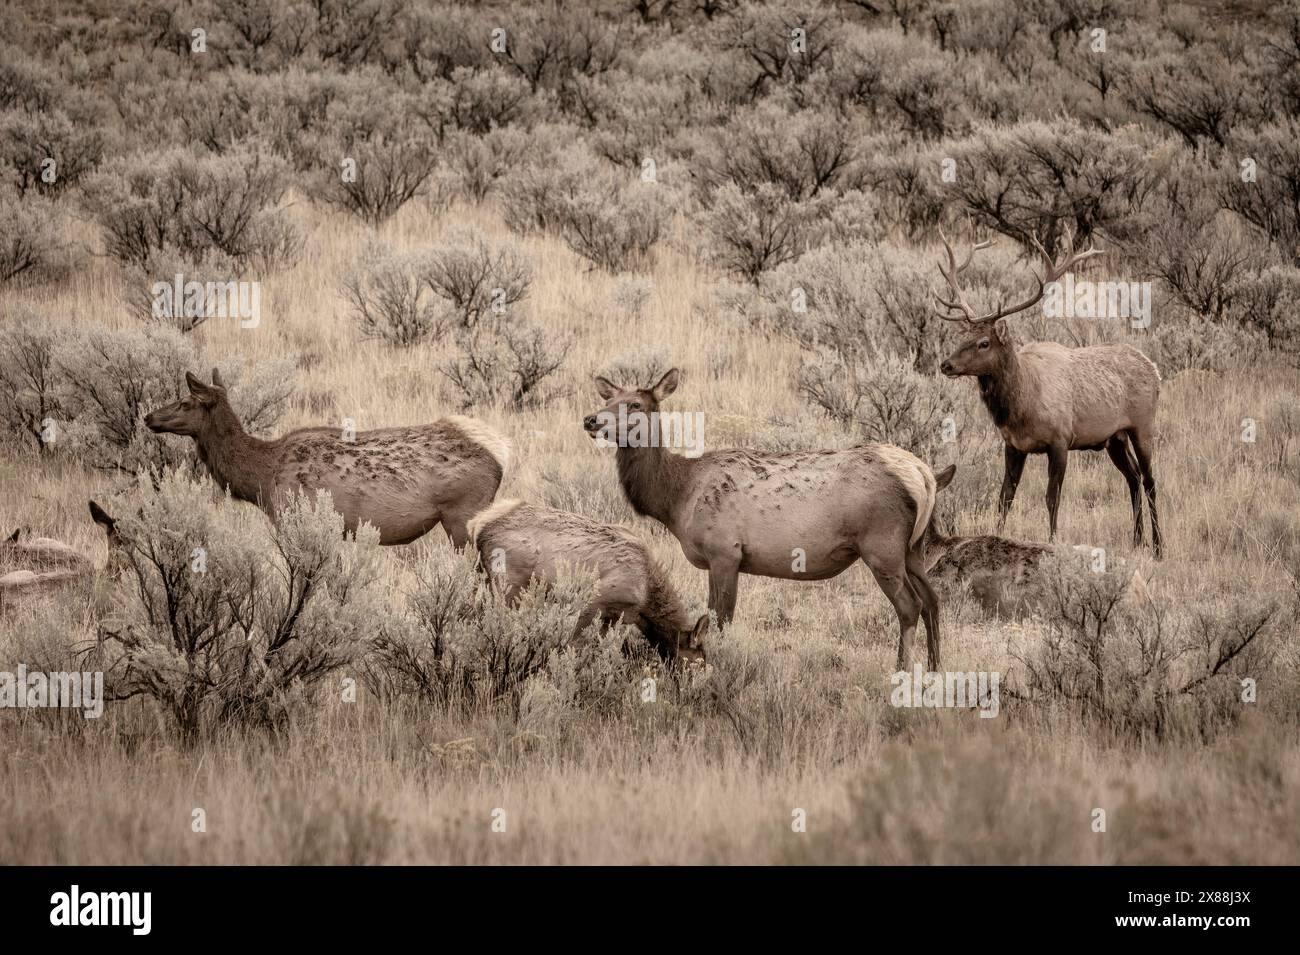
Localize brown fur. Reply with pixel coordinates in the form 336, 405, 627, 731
0, 527, 94, 602
924, 522, 1148, 616
144, 370, 506, 546
468, 500, 707, 663
0, 527, 93, 577
937, 235, 1163, 557
584, 369, 944, 670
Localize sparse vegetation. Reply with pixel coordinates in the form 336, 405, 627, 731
1, 0, 1298, 866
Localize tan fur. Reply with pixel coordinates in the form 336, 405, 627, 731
938, 235, 1163, 556
472, 501, 706, 662
145, 373, 506, 547
466, 498, 524, 545
925, 530, 1149, 614
0, 529, 96, 606
447, 415, 511, 475
586, 370, 943, 669
997, 343, 1160, 452
876, 443, 937, 545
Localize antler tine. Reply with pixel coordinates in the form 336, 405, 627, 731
1028, 228, 1104, 284
955, 238, 995, 274
976, 229, 1105, 324
934, 229, 988, 326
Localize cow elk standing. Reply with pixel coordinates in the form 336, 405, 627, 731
144, 370, 509, 546
584, 370, 947, 670
468, 500, 709, 664
934, 232, 1163, 557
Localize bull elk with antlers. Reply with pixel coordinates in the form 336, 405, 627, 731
934, 231, 1163, 557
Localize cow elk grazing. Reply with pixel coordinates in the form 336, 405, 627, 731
584, 370, 948, 670
145, 370, 509, 546
934, 231, 1163, 557
467, 500, 708, 664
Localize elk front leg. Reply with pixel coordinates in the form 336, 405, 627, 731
997, 444, 1028, 530
1045, 444, 1069, 542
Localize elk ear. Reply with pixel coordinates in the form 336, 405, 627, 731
185, 371, 220, 407
688, 613, 710, 650
933, 464, 956, 492
651, 368, 681, 402
88, 500, 116, 532
992, 318, 1011, 343
211, 367, 227, 390
594, 376, 619, 400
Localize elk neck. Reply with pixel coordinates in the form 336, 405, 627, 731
642, 560, 693, 634
194, 402, 277, 505
614, 441, 694, 528
976, 347, 1024, 431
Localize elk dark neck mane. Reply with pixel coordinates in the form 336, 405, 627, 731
615, 443, 694, 526
195, 402, 275, 505
977, 349, 1023, 430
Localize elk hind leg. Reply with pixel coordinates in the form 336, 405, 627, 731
863, 548, 923, 671
1045, 444, 1069, 542
1105, 434, 1144, 547
904, 548, 942, 670
1128, 427, 1162, 559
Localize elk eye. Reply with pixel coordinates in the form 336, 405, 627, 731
978, 339, 990, 350
629, 402, 642, 411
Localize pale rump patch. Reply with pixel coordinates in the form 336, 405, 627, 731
873, 444, 935, 546
466, 498, 523, 546
446, 415, 511, 474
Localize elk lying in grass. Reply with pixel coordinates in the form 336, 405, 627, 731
0, 525, 93, 593
467, 500, 709, 664
145, 370, 508, 546
935, 231, 1163, 557
584, 369, 948, 670
0, 502, 121, 608
924, 517, 1149, 617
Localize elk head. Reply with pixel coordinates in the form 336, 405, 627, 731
88, 500, 121, 552
671, 612, 709, 666
583, 368, 680, 443
88, 499, 131, 578
145, 368, 229, 436
934, 231, 1101, 379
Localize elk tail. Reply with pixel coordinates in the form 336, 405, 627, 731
878, 449, 952, 548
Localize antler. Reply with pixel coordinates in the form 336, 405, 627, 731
934, 229, 1104, 327
934, 229, 995, 326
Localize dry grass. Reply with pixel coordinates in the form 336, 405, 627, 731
2, 194, 1298, 864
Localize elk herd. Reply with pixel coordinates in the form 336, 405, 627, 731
3, 231, 1162, 672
